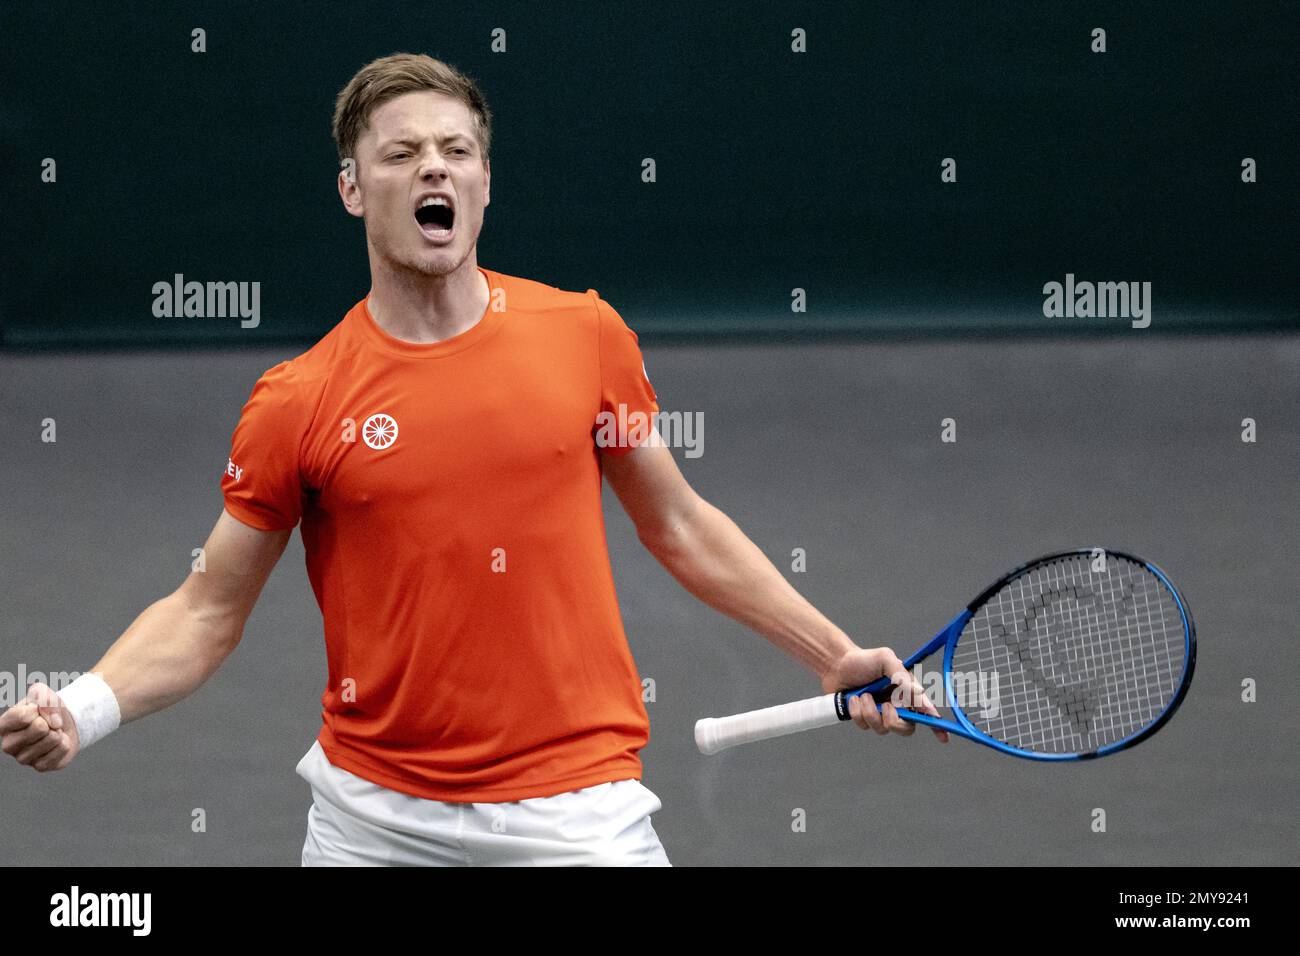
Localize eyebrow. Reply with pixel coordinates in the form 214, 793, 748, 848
377, 133, 474, 150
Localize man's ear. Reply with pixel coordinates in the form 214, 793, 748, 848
483, 158, 491, 208
338, 160, 364, 219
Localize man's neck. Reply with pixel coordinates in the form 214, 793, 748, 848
366, 255, 490, 345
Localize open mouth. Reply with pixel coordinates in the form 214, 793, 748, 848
415, 197, 455, 241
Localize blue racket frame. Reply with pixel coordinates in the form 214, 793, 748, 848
841, 549, 1197, 761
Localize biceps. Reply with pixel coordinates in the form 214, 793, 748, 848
602, 438, 701, 543
180, 510, 291, 625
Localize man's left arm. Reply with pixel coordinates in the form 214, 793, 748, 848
601, 437, 947, 741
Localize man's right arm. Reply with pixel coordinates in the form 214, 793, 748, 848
0, 509, 291, 772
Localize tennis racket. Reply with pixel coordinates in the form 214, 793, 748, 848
695, 549, 1195, 761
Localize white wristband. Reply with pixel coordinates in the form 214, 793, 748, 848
56, 673, 121, 750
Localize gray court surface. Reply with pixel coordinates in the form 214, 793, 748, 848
2, 331, 1297, 866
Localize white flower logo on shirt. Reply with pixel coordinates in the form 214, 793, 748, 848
362, 413, 399, 450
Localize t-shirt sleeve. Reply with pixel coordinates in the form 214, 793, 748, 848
590, 291, 660, 456
220, 360, 308, 531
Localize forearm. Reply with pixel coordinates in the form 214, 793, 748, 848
82, 588, 239, 725
642, 498, 857, 681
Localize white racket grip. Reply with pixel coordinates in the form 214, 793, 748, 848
695, 692, 846, 754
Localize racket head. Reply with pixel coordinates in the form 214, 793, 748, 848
928, 549, 1195, 760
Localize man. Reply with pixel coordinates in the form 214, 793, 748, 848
1, 53, 945, 866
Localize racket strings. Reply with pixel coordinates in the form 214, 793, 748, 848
950, 554, 1185, 755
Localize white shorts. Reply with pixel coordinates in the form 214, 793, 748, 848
294, 740, 671, 866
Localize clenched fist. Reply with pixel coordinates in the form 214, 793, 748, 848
1, 682, 80, 772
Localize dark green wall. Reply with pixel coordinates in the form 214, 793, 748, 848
5, 0, 1297, 346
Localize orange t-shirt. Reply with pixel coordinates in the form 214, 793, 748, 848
220, 267, 660, 801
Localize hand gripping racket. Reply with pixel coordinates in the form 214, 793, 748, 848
695, 549, 1195, 761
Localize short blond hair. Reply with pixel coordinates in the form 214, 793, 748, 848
332, 53, 493, 167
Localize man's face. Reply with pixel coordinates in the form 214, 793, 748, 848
340, 91, 490, 277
